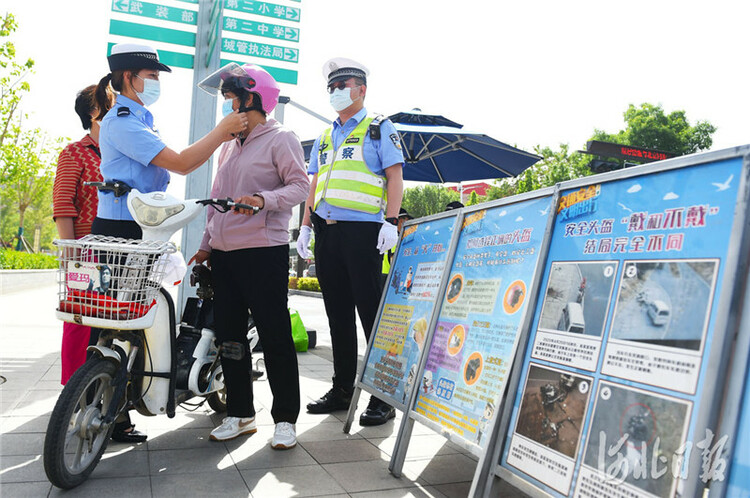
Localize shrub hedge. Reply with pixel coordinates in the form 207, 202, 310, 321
296, 277, 320, 292
0, 249, 58, 269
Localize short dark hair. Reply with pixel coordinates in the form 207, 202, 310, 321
74, 85, 98, 130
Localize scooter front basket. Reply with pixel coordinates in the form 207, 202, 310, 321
54, 235, 176, 330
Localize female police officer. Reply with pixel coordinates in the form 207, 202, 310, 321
90, 43, 246, 442
93, 43, 246, 239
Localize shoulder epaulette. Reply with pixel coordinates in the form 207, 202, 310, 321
117, 107, 131, 117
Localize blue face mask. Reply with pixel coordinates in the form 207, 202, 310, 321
135, 75, 160, 107
221, 98, 236, 117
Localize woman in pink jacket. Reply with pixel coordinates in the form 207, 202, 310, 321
189, 64, 309, 449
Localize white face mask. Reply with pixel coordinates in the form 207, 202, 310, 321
135, 74, 161, 106
329, 86, 359, 112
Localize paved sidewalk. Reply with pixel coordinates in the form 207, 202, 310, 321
0, 284, 525, 497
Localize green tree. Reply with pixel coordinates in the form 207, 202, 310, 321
592, 103, 716, 156
1, 127, 61, 250
466, 190, 483, 206
486, 103, 716, 202
485, 179, 517, 201
401, 184, 460, 218
1, 13, 34, 159
0, 13, 61, 251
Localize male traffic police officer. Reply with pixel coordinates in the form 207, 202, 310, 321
297, 58, 404, 426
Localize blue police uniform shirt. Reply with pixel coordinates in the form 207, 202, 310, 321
97, 95, 169, 221
308, 107, 404, 222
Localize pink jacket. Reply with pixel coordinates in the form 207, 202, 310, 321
200, 119, 309, 252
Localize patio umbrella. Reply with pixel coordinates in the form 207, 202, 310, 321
301, 110, 541, 183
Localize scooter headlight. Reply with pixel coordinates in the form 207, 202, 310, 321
131, 197, 185, 227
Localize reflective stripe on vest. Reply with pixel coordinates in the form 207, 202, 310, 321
314, 116, 386, 214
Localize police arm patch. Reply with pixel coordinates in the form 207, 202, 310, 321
390, 133, 402, 150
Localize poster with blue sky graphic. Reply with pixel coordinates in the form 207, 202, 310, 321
360, 214, 458, 409
502, 157, 744, 498
413, 194, 553, 450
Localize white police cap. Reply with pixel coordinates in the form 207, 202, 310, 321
322, 57, 369, 85
108, 43, 172, 73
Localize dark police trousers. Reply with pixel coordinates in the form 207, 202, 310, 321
313, 214, 383, 390
211, 245, 300, 423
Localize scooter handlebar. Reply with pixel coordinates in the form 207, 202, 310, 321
196, 198, 260, 214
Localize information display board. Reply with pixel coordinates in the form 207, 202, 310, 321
499, 155, 747, 498
358, 213, 459, 410
410, 194, 554, 453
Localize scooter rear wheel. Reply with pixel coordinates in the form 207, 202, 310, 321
44, 358, 118, 489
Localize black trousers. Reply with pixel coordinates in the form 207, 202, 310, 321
211, 245, 300, 423
90, 217, 143, 430
313, 216, 383, 390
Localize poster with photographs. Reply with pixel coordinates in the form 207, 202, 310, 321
506, 363, 593, 495
532, 261, 618, 371
602, 259, 719, 394
413, 195, 553, 450
501, 155, 745, 497
360, 214, 458, 409
575, 381, 691, 498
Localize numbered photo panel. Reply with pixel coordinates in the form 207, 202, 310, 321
532, 261, 619, 372
506, 363, 594, 495
575, 381, 692, 498
602, 259, 719, 394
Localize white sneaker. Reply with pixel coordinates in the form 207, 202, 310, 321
209, 416, 257, 441
271, 422, 297, 450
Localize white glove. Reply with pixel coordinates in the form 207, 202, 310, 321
297, 225, 313, 259
377, 222, 399, 254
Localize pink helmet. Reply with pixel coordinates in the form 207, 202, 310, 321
218, 63, 280, 114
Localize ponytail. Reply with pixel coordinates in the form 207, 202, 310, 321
95, 73, 115, 121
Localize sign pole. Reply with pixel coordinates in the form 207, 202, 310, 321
179, 0, 222, 309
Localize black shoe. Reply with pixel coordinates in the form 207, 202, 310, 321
306, 386, 353, 414
251, 368, 264, 381
111, 424, 148, 443
359, 397, 395, 426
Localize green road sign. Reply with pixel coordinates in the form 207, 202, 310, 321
107, 42, 194, 69
223, 16, 299, 42
220, 58, 297, 85
109, 19, 196, 48
221, 36, 298, 63
224, 0, 300, 23
111, 0, 197, 25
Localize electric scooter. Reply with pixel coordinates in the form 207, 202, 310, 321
43, 183, 259, 489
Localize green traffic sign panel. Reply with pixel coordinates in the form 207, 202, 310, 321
111, 0, 198, 26
107, 42, 194, 69
223, 16, 299, 42
109, 19, 196, 48
221, 36, 298, 63
220, 58, 297, 85
224, 0, 300, 23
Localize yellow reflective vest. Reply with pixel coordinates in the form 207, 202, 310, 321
313, 116, 387, 214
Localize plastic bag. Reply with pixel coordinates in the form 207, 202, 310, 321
289, 308, 308, 352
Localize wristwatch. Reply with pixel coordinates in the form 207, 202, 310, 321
385, 217, 398, 226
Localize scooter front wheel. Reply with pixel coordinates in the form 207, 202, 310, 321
44, 358, 118, 489
206, 388, 227, 413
